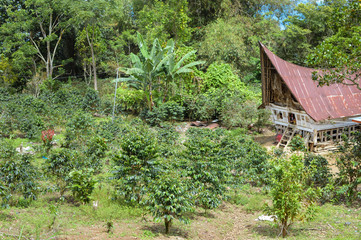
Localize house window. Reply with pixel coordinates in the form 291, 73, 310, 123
289, 113, 296, 125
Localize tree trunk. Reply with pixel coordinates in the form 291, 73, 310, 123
281, 220, 288, 238
86, 26, 98, 91
164, 218, 172, 234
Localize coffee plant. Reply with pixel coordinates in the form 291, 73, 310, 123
265, 155, 319, 237
112, 126, 160, 203
45, 148, 77, 196
0, 153, 39, 203
145, 172, 193, 234
68, 168, 97, 204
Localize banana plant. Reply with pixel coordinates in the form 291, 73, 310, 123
161, 40, 205, 101
115, 33, 204, 110
115, 33, 169, 110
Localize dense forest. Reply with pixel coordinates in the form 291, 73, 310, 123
0, 0, 361, 239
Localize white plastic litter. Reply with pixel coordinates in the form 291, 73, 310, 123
255, 215, 277, 222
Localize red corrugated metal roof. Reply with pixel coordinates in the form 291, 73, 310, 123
260, 43, 361, 122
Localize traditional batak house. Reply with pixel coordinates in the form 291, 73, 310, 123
259, 43, 361, 152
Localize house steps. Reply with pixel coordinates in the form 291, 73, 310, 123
277, 125, 297, 151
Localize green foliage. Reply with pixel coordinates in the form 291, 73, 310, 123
289, 134, 306, 152
142, 101, 185, 126
334, 132, 361, 202
68, 168, 97, 204
0, 55, 18, 87
265, 155, 319, 237
0, 139, 16, 159
184, 91, 218, 121
94, 119, 121, 141
198, 16, 280, 73
219, 132, 270, 186
117, 33, 203, 110
45, 148, 77, 195
307, 1, 361, 89
277, 2, 335, 65
116, 85, 146, 113
82, 88, 100, 112
182, 129, 229, 210
84, 135, 108, 172
200, 62, 254, 97
304, 153, 332, 188
145, 171, 193, 234
0, 153, 39, 203
221, 99, 269, 130
112, 126, 160, 203
137, 0, 192, 44
64, 111, 94, 147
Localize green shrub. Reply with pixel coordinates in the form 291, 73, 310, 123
112, 126, 160, 203
141, 107, 166, 126
45, 148, 77, 196
335, 132, 361, 202
145, 172, 193, 234
265, 155, 319, 237
68, 168, 97, 204
64, 111, 94, 147
0, 139, 16, 159
289, 134, 306, 152
182, 130, 229, 210
184, 92, 218, 121
82, 88, 100, 112
0, 153, 39, 202
220, 133, 270, 186
304, 153, 332, 187
159, 101, 185, 122
84, 135, 108, 172
116, 86, 146, 113
94, 119, 122, 141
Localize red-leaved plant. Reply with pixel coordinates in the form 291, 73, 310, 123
42, 129, 55, 152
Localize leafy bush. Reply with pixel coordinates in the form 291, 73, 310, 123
145, 172, 193, 234
112, 126, 160, 203
84, 135, 108, 171
182, 129, 229, 210
94, 119, 122, 141
265, 155, 319, 237
335, 132, 361, 202
0, 153, 39, 203
45, 148, 77, 195
304, 153, 331, 187
0, 139, 16, 159
289, 134, 306, 152
141, 101, 185, 126
156, 124, 180, 157
141, 107, 166, 126
184, 92, 218, 121
68, 168, 97, 204
116, 86, 146, 113
82, 88, 100, 112
64, 111, 94, 147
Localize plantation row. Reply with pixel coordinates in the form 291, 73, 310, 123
0, 87, 360, 237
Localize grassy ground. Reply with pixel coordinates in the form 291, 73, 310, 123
0, 185, 360, 240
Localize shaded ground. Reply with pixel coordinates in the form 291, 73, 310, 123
253, 126, 277, 150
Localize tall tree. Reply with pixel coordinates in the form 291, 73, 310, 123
137, 0, 192, 44
276, 1, 337, 65
307, 0, 361, 89
73, 0, 112, 91
1, 0, 73, 80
